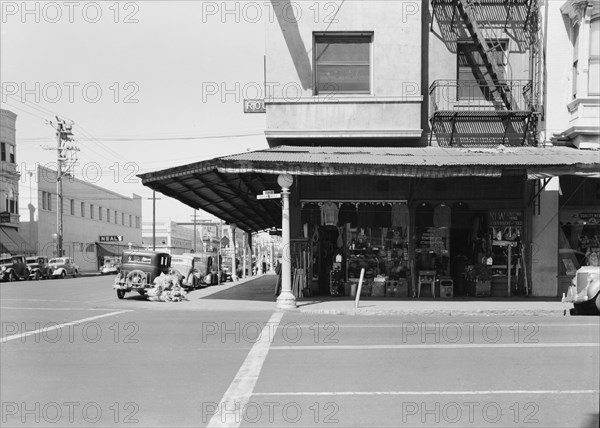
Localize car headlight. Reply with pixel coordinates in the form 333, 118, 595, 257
0, 266, 5, 272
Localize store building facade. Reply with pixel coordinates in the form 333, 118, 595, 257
18, 164, 143, 272
140, 0, 599, 300
0, 109, 34, 255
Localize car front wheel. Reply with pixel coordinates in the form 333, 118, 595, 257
35, 271, 41, 281
60, 271, 66, 279
117, 290, 126, 299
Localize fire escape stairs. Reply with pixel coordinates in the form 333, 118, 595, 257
456, 0, 515, 111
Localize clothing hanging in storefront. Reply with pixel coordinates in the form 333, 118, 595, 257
391, 202, 410, 232
321, 201, 339, 226
339, 203, 358, 227
434, 203, 452, 228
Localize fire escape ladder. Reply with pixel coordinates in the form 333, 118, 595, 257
456, 0, 515, 110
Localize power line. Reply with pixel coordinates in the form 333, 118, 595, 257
19, 131, 265, 142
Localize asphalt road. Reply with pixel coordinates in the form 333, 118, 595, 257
1, 275, 598, 427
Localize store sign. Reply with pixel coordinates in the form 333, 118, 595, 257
243, 99, 266, 113
579, 213, 600, 224
489, 210, 523, 227
99, 235, 123, 242
257, 191, 281, 200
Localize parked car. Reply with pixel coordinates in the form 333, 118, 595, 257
48, 257, 79, 279
26, 256, 52, 280
100, 257, 121, 275
170, 254, 208, 290
113, 250, 171, 299
562, 266, 600, 315
0, 255, 30, 281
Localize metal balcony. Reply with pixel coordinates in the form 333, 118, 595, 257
429, 79, 538, 147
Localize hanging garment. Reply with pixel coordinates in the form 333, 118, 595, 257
301, 203, 320, 225
338, 203, 357, 227
391, 203, 409, 229
433, 203, 452, 228
357, 204, 375, 228
373, 204, 392, 228
321, 201, 339, 226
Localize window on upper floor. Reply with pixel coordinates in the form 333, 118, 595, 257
457, 40, 507, 100
9, 145, 14, 163
70, 199, 75, 216
121, 212, 125, 225
41, 191, 52, 211
314, 33, 372, 95
90, 204, 94, 219
0, 142, 5, 162
107, 208, 110, 223
81, 202, 85, 217
589, 18, 599, 96
99, 206, 102, 221
573, 23, 580, 99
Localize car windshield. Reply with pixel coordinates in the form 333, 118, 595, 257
1, 258, 11, 265
49, 258, 65, 264
26, 258, 36, 263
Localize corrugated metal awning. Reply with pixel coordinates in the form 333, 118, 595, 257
139, 145, 600, 232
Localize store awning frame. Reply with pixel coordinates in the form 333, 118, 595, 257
0, 227, 36, 255
139, 145, 600, 233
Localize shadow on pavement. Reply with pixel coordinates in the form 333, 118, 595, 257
202, 275, 278, 302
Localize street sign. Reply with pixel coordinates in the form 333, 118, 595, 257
244, 99, 266, 113
257, 193, 281, 200
99, 235, 123, 242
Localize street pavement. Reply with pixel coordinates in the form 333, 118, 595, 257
1, 274, 598, 427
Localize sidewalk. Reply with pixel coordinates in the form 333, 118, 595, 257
187, 274, 573, 316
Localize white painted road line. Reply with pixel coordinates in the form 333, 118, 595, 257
271, 342, 600, 350
207, 311, 284, 428
0, 310, 133, 343
252, 389, 600, 396
1, 307, 121, 311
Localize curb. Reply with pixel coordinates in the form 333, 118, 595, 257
299, 308, 568, 317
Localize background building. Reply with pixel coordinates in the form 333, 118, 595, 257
18, 164, 142, 271
1, 109, 34, 255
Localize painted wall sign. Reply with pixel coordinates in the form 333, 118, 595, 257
99, 235, 123, 242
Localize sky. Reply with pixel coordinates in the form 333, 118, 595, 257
1, 0, 270, 223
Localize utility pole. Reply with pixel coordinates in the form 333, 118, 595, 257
45, 117, 75, 257
152, 191, 156, 250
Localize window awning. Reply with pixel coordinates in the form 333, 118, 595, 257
0, 227, 36, 255
139, 145, 600, 233
96, 242, 142, 258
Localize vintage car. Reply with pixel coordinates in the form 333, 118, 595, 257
48, 257, 79, 279
113, 250, 171, 299
26, 256, 52, 280
100, 256, 121, 275
0, 255, 30, 281
563, 266, 600, 315
170, 253, 208, 290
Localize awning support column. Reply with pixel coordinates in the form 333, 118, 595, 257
276, 174, 297, 310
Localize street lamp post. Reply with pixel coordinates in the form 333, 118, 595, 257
276, 174, 296, 309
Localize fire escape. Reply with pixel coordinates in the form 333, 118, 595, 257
429, 0, 541, 147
